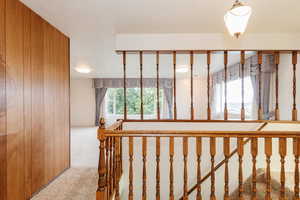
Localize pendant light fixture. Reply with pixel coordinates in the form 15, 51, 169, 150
224, 0, 252, 38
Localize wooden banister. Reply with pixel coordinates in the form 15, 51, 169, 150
169, 136, 175, 200
97, 49, 300, 200
96, 118, 107, 200
98, 119, 300, 200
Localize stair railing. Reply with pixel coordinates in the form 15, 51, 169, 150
97, 119, 300, 200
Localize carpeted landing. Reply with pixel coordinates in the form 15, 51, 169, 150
31, 168, 98, 200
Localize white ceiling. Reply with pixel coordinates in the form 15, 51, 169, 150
20, 0, 300, 78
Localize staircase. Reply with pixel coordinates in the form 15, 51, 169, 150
230, 169, 294, 200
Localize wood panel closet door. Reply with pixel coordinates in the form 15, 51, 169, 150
5, 0, 25, 199
43, 21, 56, 185
0, 0, 6, 199
30, 11, 45, 194
1, 0, 70, 199
23, 5, 32, 199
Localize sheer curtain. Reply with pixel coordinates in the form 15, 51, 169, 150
211, 54, 275, 120
250, 55, 275, 120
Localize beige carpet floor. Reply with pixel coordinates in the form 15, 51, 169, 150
31, 168, 98, 200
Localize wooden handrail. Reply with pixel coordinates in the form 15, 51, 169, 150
178, 122, 268, 199
103, 130, 300, 138
98, 120, 300, 200
122, 119, 300, 124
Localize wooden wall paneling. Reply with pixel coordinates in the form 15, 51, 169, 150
5, 0, 25, 199
59, 31, 70, 171
23, 4, 32, 198
51, 28, 58, 177
43, 21, 55, 184
64, 37, 70, 168
30, 11, 45, 194
0, 0, 6, 199
53, 28, 60, 176
1, 0, 70, 198
54, 28, 66, 176
58, 31, 67, 172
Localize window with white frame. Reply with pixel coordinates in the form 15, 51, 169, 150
214, 76, 254, 119
105, 88, 163, 119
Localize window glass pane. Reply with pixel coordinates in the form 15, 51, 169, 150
107, 88, 115, 114
105, 88, 164, 118
127, 88, 141, 115
214, 76, 254, 119
143, 88, 155, 115
115, 88, 124, 115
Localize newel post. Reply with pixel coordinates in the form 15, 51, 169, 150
97, 118, 107, 200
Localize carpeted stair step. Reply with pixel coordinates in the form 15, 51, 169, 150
230, 168, 294, 200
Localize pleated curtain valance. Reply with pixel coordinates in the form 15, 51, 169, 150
211, 54, 274, 85
93, 78, 173, 89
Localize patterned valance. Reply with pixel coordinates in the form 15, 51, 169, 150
212, 54, 275, 85
93, 78, 173, 89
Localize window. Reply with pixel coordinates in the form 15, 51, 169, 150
105, 88, 163, 118
214, 76, 254, 119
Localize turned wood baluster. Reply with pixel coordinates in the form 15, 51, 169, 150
279, 138, 287, 200
156, 51, 160, 120
265, 138, 272, 200
173, 52, 177, 120
196, 137, 202, 200
207, 51, 211, 120
183, 137, 189, 200
156, 137, 161, 200
140, 51, 144, 120
292, 52, 299, 200
251, 138, 258, 200
106, 137, 110, 196
238, 138, 244, 200
129, 137, 134, 200
107, 138, 115, 195
258, 51, 263, 120
115, 137, 121, 200
169, 136, 175, 200
120, 124, 123, 174
123, 52, 127, 120
224, 51, 228, 120
210, 137, 216, 200
241, 51, 245, 121
292, 51, 298, 121
190, 51, 194, 120
224, 137, 230, 200
275, 52, 280, 120
113, 138, 117, 192
294, 138, 300, 200
97, 118, 107, 200
142, 137, 147, 200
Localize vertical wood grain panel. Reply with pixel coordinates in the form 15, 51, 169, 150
64, 37, 70, 169
0, 0, 6, 199
23, 5, 32, 198
1, 0, 70, 199
53, 28, 60, 177
43, 22, 55, 184
30, 11, 45, 194
55, 28, 62, 175
6, 0, 25, 199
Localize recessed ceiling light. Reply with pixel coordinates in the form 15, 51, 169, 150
75, 65, 92, 74
176, 66, 189, 73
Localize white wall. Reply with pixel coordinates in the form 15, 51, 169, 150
70, 78, 95, 127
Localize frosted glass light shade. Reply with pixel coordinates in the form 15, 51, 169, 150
224, 1, 252, 38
